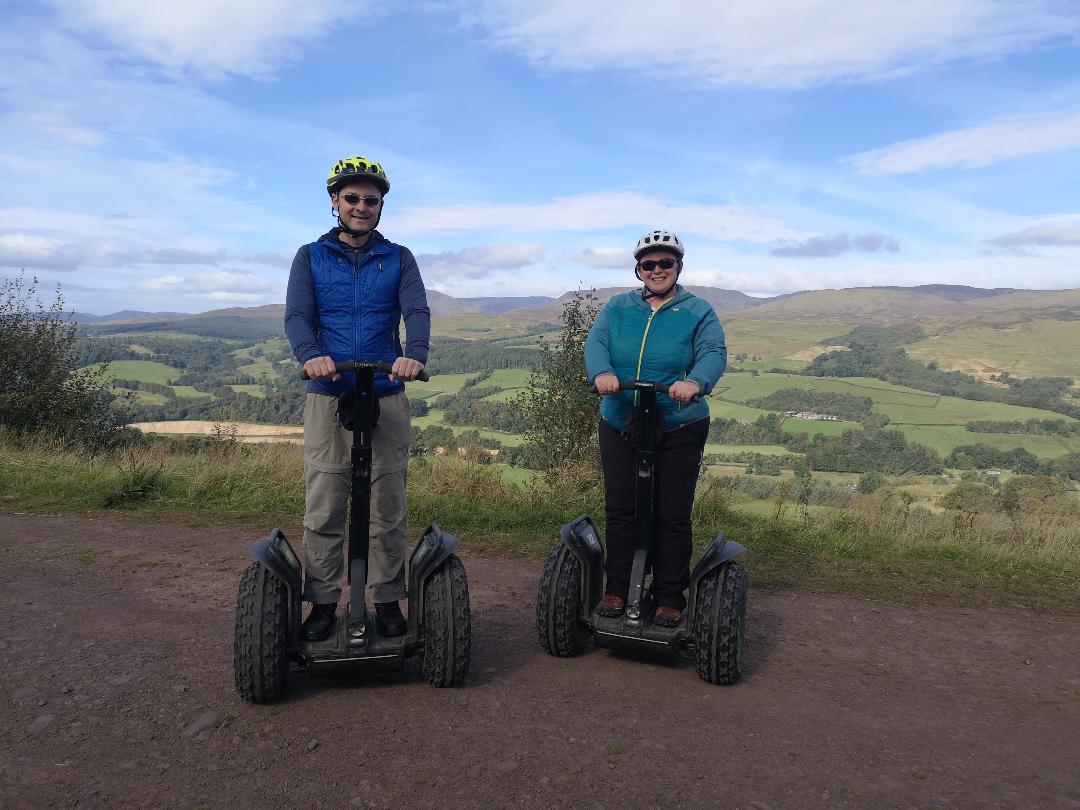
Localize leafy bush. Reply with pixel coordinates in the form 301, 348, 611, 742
512, 292, 601, 478
0, 274, 130, 450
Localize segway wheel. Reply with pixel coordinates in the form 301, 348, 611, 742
694, 561, 747, 685
234, 561, 290, 703
536, 545, 589, 657
422, 554, 471, 687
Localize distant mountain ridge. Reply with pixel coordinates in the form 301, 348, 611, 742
75, 284, 1080, 340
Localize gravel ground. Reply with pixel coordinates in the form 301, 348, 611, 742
1, 512, 1079, 810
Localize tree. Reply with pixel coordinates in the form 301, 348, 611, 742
0, 274, 129, 450
512, 291, 601, 476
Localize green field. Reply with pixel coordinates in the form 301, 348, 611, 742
407, 373, 474, 400
906, 319, 1080, 381
171, 385, 211, 399
233, 339, 290, 378
893, 424, 1080, 458
722, 317, 851, 361
413, 411, 526, 448
95, 330, 212, 342
92, 360, 178, 385
713, 373, 1075, 426
230, 384, 265, 398
705, 443, 794, 456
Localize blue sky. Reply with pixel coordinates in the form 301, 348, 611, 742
1, 1, 1079, 314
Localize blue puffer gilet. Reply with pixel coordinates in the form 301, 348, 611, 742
309, 233, 404, 398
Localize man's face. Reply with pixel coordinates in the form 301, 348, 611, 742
636, 249, 681, 295
331, 180, 384, 236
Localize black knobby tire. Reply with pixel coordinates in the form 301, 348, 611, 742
694, 561, 747, 685
536, 544, 589, 657
422, 554, 471, 687
234, 561, 290, 703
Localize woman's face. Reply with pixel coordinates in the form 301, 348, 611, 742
636, 249, 681, 296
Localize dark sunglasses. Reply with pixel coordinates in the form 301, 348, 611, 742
638, 258, 677, 272
340, 193, 382, 207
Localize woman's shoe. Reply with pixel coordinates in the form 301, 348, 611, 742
653, 606, 683, 628
596, 594, 626, 618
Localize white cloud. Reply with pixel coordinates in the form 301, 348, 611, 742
138, 270, 270, 299
851, 111, 1080, 174
394, 191, 799, 242
771, 232, 900, 257
0, 233, 84, 270
987, 218, 1080, 247
691, 252, 1080, 297
417, 243, 544, 279
51, 0, 376, 77
566, 246, 633, 268
140, 275, 185, 291
452, 0, 1080, 88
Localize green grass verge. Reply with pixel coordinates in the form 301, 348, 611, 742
2, 436, 1078, 613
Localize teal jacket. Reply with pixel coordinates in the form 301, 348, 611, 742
585, 287, 727, 433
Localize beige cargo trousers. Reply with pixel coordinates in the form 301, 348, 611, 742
301, 391, 412, 606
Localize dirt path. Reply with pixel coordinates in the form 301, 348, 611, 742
1, 512, 1078, 810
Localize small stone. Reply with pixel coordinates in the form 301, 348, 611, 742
171, 685, 187, 694
109, 674, 132, 686
61, 686, 71, 694
182, 710, 220, 739
37, 698, 48, 707
307, 739, 319, 752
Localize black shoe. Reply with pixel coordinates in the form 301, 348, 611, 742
375, 601, 406, 637
301, 603, 337, 641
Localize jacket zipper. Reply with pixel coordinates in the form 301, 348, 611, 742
632, 299, 673, 405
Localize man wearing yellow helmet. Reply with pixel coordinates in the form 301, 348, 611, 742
284, 156, 430, 641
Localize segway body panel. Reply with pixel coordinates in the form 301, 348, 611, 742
234, 360, 471, 703
535, 379, 748, 684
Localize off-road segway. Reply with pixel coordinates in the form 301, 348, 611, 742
536, 379, 747, 685
234, 360, 471, 703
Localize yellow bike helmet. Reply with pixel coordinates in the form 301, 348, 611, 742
326, 156, 390, 195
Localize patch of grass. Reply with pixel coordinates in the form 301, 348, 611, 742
84, 360, 180, 385
906, 319, 1080, 381
3, 434, 1077, 613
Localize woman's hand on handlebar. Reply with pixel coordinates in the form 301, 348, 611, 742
303, 356, 341, 382
594, 372, 620, 395
668, 379, 700, 403
390, 356, 425, 382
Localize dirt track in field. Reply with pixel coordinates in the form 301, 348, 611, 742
2, 512, 1079, 810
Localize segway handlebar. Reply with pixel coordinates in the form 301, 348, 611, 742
590, 378, 700, 402
301, 359, 430, 382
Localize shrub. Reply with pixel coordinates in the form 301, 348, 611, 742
0, 274, 131, 451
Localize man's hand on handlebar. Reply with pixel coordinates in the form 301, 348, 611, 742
668, 380, 700, 403
594, 372, 620, 395
390, 356, 425, 382
304, 355, 341, 382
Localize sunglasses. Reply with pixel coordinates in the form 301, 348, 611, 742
339, 193, 383, 207
638, 258, 677, 272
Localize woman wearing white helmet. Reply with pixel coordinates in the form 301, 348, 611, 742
584, 230, 728, 627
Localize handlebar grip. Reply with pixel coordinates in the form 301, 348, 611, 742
591, 379, 699, 402
301, 359, 430, 382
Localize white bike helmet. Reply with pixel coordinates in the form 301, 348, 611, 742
633, 229, 684, 260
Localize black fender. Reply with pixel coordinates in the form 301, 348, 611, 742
560, 514, 604, 617
249, 528, 304, 648
687, 530, 746, 621
407, 523, 459, 637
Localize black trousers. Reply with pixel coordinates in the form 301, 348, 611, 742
598, 417, 709, 611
